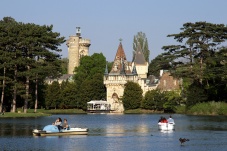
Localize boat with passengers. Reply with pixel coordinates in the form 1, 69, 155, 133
158, 116, 175, 131
33, 125, 88, 136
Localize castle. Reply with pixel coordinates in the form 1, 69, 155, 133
47, 29, 180, 113
103, 42, 158, 113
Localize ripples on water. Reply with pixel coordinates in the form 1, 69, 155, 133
0, 114, 227, 151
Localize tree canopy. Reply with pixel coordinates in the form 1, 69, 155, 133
73, 53, 107, 110
0, 17, 65, 113
122, 81, 143, 110
162, 21, 227, 107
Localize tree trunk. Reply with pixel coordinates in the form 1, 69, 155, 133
199, 57, 203, 84
0, 66, 6, 113
24, 72, 29, 113
34, 76, 38, 113
11, 65, 17, 113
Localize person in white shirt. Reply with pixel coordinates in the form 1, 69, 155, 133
53, 117, 62, 131
168, 116, 174, 124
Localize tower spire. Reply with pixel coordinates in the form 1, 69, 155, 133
76, 27, 81, 36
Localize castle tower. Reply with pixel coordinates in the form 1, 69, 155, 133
104, 42, 138, 113
131, 43, 148, 78
66, 27, 91, 74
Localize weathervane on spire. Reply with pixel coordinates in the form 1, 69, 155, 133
119, 38, 123, 42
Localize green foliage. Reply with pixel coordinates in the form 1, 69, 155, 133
60, 58, 68, 74
186, 81, 208, 108
142, 89, 163, 111
162, 22, 227, 83
73, 53, 107, 110
45, 81, 61, 109
142, 89, 181, 112
203, 48, 227, 102
174, 105, 186, 114
0, 17, 65, 112
142, 90, 157, 110
148, 53, 172, 77
163, 91, 181, 112
107, 61, 113, 73
187, 102, 227, 115
133, 31, 150, 62
59, 81, 78, 109
122, 81, 143, 110
162, 21, 227, 107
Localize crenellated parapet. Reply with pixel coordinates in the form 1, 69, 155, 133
79, 39, 91, 47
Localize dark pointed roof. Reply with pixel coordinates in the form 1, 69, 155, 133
109, 42, 131, 75
120, 59, 126, 75
132, 65, 137, 75
104, 63, 108, 75
133, 43, 147, 65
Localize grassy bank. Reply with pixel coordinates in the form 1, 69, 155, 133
186, 102, 227, 115
125, 102, 227, 116
124, 108, 163, 114
42, 109, 86, 114
1, 102, 226, 118
0, 109, 86, 118
174, 102, 227, 116
0, 111, 51, 118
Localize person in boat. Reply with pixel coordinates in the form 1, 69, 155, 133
53, 117, 63, 131
162, 117, 168, 123
62, 119, 69, 130
158, 116, 163, 123
158, 116, 168, 123
167, 116, 174, 124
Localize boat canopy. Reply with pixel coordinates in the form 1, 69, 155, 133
87, 100, 109, 105
87, 100, 111, 111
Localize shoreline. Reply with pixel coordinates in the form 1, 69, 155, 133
1, 108, 226, 118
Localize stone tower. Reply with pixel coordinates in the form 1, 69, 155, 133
66, 27, 91, 74
104, 42, 138, 113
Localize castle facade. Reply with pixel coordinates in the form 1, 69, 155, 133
103, 42, 158, 113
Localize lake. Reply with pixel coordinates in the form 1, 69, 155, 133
0, 114, 227, 151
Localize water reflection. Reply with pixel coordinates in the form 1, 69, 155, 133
1, 114, 227, 151
159, 129, 175, 134
106, 124, 125, 136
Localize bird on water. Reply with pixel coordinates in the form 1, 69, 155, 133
179, 138, 190, 145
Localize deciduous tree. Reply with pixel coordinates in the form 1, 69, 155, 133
122, 81, 143, 110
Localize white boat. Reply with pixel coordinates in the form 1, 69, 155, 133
33, 125, 88, 136
87, 100, 113, 113
158, 122, 175, 131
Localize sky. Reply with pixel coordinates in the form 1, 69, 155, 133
1, 0, 227, 62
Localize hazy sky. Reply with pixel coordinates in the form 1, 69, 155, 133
1, 0, 227, 62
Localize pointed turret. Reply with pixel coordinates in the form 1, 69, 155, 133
133, 43, 146, 65
132, 65, 138, 75
120, 59, 126, 75
104, 63, 108, 75
109, 42, 131, 75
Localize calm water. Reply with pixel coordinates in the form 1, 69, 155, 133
0, 114, 227, 151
